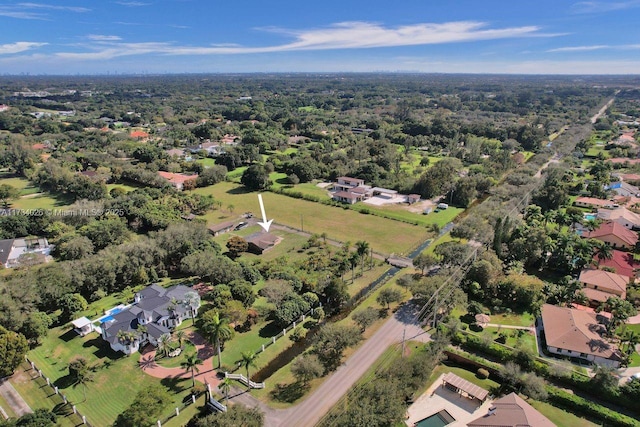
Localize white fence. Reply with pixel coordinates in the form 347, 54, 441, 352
225, 372, 265, 389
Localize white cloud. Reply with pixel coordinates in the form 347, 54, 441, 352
571, 0, 640, 13
115, 1, 151, 6
548, 44, 640, 52
54, 20, 554, 60
17, 3, 90, 13
87, 35, 123, 41
0, 42, 47, 55
547, 45, 609, 52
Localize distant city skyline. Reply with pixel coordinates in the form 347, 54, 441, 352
1, 0, 640, 74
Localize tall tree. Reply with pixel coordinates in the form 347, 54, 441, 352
181, 353, 203, 387
0, 326, 28, 377
239, 351, 258, 383
200, 310, 233, 368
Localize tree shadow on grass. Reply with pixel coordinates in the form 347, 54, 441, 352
258, 321, 281, 338
270, 381, 309, 403
161, 376, 190, 394
82, 338, 124, 361
59, 329, 77, 343
227, 186, 253, 195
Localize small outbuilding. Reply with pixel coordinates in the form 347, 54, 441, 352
71, 317, 94, 336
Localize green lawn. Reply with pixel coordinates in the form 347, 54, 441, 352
23, 326, 199, 427
106, 183, 139, 193
197, 157, 218, 168
529, 399, 599, 427
225, 166, 247, 182
155, 341, 198, 368
478, 327, 537, 353
0, 393, 17, 419
489, 311, 536, 327
12, 193, 74, 210
194, 182, 431, 255
0, 174, 41, 196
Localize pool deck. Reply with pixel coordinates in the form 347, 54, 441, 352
405, 373, 494, 427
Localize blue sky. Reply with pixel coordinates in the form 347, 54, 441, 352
1, 0, 639, 74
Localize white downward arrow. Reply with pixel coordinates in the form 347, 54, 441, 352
257, 193, 273, 232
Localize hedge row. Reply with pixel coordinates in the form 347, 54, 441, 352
547, 387, 640, 427
452, 330, 637, 414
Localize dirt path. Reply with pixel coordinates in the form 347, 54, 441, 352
138, 331, 221, 389
226, 303, 431, 427
0, 377, 31, 418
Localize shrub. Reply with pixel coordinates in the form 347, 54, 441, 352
477, 368, 489, 379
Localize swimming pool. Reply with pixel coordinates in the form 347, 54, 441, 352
100, 315, 114, 324
415, 410, 455, 427
584, 213, 597, 221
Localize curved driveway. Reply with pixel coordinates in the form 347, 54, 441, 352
139, 331, 221, 389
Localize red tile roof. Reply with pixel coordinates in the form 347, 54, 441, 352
157, 171, 198, 185
593, 249, 640, 278
586, 221, 639, 246
579, 269, 628, 295
130, 130, 149, 138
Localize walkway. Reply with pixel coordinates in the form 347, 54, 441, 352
138, 331, 221, 389
0, 377, 31, 418
226, 302, 431, 427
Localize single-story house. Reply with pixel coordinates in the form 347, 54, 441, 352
574, 197, 616, 209
0, 237, 52, 268
578, 269, 628, 305
540, 304, 622, 367
71, 317, 95, 337
597, 206, 640, 230
208, 220, 235, 236
585, 221, 639, 250
467, 392, 554, 427
607, 181, 640, 198
166, 148, 186, 158
101, 284, 200, 355
245, 232, 282, 254
332, 190, 363, 204
606, 158, 640, 165
593, 249, 640, 278
157, 171, 198, 191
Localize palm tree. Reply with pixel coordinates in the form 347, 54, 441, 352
201, 311, 233, 369
355, 240, 370, 273
175, 330, 186, 348
239, 351, 257, 385
182, 291, 201, 325
69, 358, 93, 402
623, 330, 640, 355
594, 241, 613, 266
584, 218, 601, 232
181, 353, 203, 387
157, 333, 173, 358
219, 377, 233, 404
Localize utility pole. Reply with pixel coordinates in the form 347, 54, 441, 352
401, 326, 406, 358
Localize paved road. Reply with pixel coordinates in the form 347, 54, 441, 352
226, 303, 430, 427
0, 377, 31, 418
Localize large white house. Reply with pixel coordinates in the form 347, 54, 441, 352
101, 284, 200, 355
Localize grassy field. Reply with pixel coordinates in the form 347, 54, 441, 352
529, 399, 599, 427
11, 193, 73, 210
23, 326, 198, 427
194, 182, 430, 255
0, 173, 41, 196
106, 183, 139, 193
478, 326, 537, 353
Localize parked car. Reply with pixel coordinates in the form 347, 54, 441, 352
234, 221, 248, 230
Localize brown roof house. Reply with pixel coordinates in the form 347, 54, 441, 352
585, 221, 639, 250
540, 304, 622, 367
467, 392, 554, 427
208, 221, 235, 236
157, 171, 198, 191
246, 232, 282, 254
578, 269, 629, 305
597, 206, 640, 230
